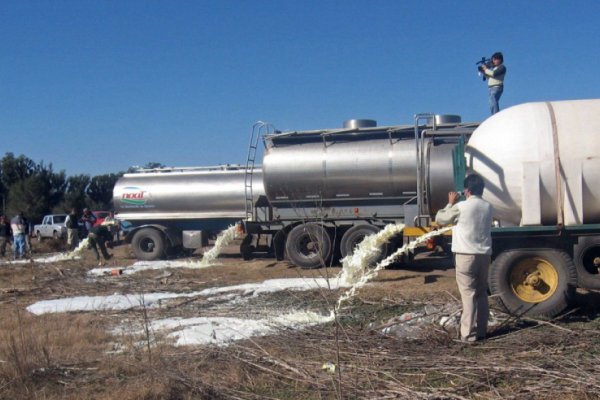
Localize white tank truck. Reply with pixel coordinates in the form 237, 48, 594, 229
241, 117, 479, 265
242, 99, 600, 317
113, 165, 264, 260
465, 99, 600, 317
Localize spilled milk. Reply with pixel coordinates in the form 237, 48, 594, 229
29, 223, 455, 345
188, 225, 238, 267
267, 223, 453, 326
335, 225, 453, 310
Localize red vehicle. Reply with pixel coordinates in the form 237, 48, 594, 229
92, 211, 112, 227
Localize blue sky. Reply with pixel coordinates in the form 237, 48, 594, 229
2, 0, 599, 176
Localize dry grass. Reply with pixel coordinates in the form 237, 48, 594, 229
1, 242, 600, 399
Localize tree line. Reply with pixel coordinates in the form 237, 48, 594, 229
0, 153, 163, 223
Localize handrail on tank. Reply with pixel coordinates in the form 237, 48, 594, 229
414, 113, 436, 226
266, 124, 418, 143
130, 164, 246, 174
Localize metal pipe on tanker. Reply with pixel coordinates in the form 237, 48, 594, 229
414, 113, 435, 223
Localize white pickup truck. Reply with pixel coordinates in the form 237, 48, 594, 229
34, 214, 68, 240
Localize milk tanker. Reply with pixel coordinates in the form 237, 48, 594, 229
243, 99, 600, 317
113, 165, 264, 260
242, 116, 478, 265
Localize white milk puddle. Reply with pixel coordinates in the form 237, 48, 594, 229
27, 277, 349, 315
121, 310, 333, 347
28, 224, 453, 346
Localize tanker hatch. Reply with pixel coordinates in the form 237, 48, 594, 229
343, 119, 377, 129
430, 115, 461, 125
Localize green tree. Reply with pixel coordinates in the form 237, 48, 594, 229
1, 153, 37, 215
7, 165, 66, 222
1, 153, 36, 189
87, 173, 121, 210
60, 174, 91, 212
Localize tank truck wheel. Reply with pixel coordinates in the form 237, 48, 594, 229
240, 234, 254, 261
285, 223, 332, 269
131, 228, 166, 261
340, 224, 388, 267
273, 230, 287, 261
573, 236, 600, 276
489, 249, 577, 318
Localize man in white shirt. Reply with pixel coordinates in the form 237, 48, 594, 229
435, 174, 494, 342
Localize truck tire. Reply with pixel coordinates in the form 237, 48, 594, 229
489, 249, 577, 318
240, 234, 254, 261
340, 224, 387, 266
131, 228, 166, 261
273, 230, 287, 261
36, 231, 42, 242
285, 223, 332, 269
573, 236, 600, 275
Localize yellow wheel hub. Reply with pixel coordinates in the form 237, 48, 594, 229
510, 257, 559, 303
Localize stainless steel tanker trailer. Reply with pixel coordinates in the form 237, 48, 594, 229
113, 165, 264, 260
241, 117, 478, 266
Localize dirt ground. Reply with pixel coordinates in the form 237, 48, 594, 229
1, 239, 600, 399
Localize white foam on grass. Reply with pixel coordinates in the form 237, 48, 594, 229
26, 292, 200, 315
158, 310, 334, 346
27, 277, 350, 315
28, 224, 454, 346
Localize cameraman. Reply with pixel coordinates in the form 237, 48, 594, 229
480, 52, 506, 115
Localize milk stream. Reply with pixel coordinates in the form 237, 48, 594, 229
37, 237, 91, 263
67, 237, 90, 259
193, 225, 238, 267
335, 225, 453, 310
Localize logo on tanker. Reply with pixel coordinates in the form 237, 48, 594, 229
120, 186, 150, 206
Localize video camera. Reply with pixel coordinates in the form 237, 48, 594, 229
476, 57, 492, 80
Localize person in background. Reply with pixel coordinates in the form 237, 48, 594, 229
102, 216, 119, 243
22, 214, 32, 259
65, 208, 80, 250
0, 215, 11, 258
480, 52, 506, 115
435, 174, 494, 343
80, 208, 96, 237
10, 212, 27, 260
88, 224, 113, 266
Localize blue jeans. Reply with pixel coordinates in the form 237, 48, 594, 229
489, 85, 503, 115
13, 234, 26, 259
